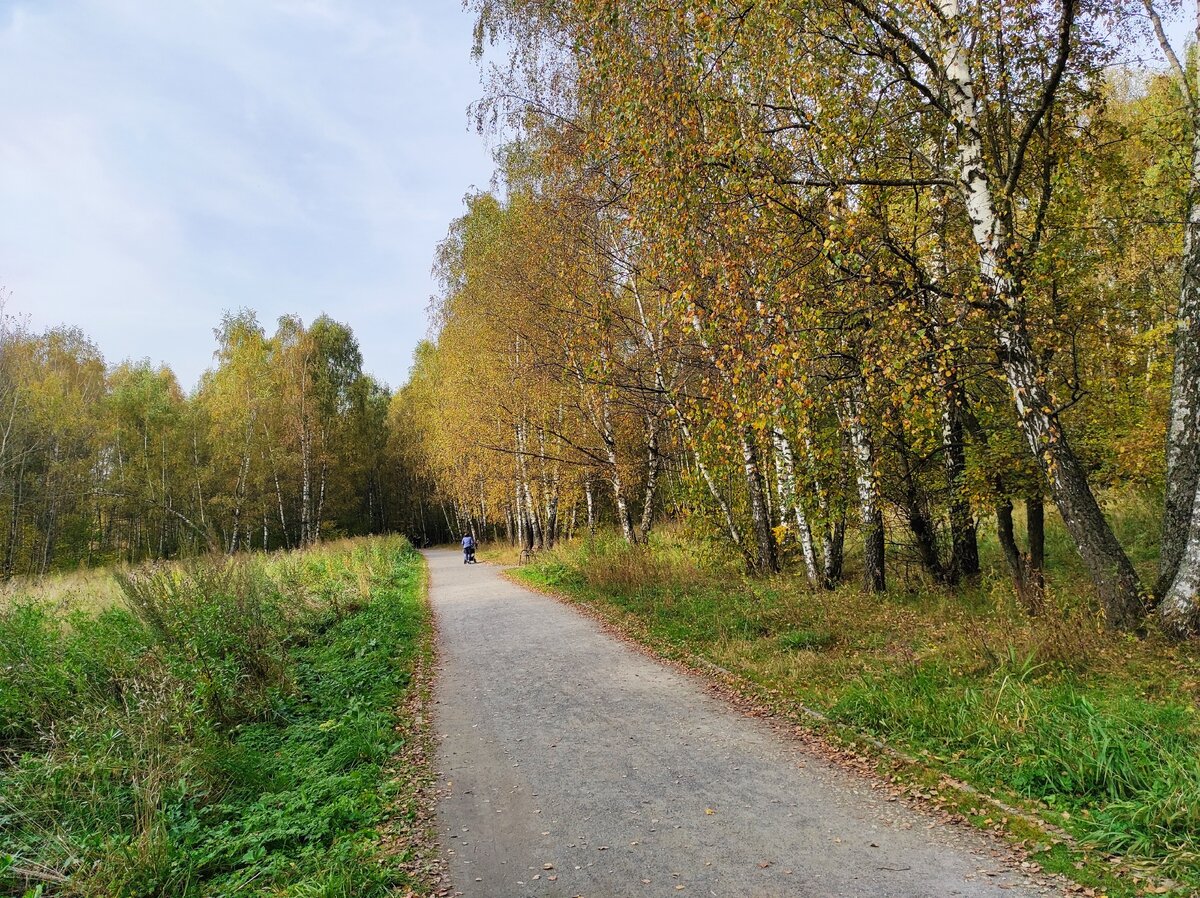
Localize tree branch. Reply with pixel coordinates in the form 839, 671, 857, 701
1140, 0, 1197, 114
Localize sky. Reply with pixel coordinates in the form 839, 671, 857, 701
0, 3, 1190, 395
0, 0, 498, 392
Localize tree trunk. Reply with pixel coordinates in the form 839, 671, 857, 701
740, 429, 779, 575
804, 434, 843, 588
515, 484, 527, 549
997, 499, 1030, 611
1142, 0, 1200, 622
940, 0, 1143, 627
314, 459, 327, 543
844, 388, 885, 592
523, 480, 543, 549
827, 514, 846, 586
299, 426, 312, 547
1027, 495, 1045, 600
1000, 321, 1143, 626
229, 450, 250, 554
611, 470, 636, 545
584, 475, 596, 538
927, 174, 981, 584
538, 425, 559, 548
639, 412, 661, 540
598, 395, 637, 546
772, 426, 820, 586
515, 420, 543, 549
996, 499, 1043, 615
1161, 483, 1200, 636
895, 422, 948, 583
545, 492, 559, 548
1158, 128, 1200, 615
942, 378, 980, 581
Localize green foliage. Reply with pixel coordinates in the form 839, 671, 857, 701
832, 666, 1200, 867
0, 311, 400, 578
0, 536, 427, 898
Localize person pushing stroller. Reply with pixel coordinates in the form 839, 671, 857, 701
461, 533, 477, 564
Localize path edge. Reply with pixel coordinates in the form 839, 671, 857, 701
379, 548, 447, 894
499, 565, 1182, 898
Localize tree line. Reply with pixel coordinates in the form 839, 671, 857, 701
0, 306, 441, 576
392, 0, 1200, 637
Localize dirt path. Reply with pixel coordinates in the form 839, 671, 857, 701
428, 549, 1057, 898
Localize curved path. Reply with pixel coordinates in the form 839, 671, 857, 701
428, 549, 1056, 898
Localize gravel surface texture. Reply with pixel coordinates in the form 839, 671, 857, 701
428, 549, 1058, 898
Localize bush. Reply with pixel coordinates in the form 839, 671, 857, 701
0, 603, 73, 752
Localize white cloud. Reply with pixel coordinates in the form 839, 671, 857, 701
0, 0, 494, 390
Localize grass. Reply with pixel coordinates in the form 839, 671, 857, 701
515, 504, 1200, 896
0, 535, 433, 898
0, 567, 124, 615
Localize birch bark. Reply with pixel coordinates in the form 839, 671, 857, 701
1140, 0, 1200, 634
939, 0, 1143, 627
772, 426, 820, 586
843, 385, 885, 592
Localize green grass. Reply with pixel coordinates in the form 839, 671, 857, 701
517, 522, 1200, 894
0, 536, 432, 898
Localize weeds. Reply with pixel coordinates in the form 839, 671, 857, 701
0, 535, 427, 898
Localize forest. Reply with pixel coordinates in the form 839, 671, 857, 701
392, 0, 1200, 639
8, 0, 1200, 640
0, 307, 445, 577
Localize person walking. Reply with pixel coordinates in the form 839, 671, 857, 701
461, 532, 477, 564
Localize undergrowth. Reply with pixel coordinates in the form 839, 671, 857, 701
0, 535, 428, 898
518, 521, 1200, 893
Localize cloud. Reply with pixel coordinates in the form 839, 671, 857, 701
0, 0, 494, 390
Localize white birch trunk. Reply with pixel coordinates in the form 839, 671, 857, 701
843, 388, 885, 592
515, 420, 542, 549
1146, 0, 1200, 616
584, 475, 596, 538
639, 412, 661, 539
940, 0, 1143, 626
1161, 476, 1200, 635
772, 426, 819, 586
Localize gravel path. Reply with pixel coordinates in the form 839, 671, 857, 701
428, 549, 1056, 898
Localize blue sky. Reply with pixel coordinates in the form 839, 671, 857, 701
0, 0, 497, 391
0, 2, 1188, 394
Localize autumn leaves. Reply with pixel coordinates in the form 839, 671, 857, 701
407, 0, 1198, 635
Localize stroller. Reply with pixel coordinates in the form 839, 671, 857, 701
463, 540, 477, 564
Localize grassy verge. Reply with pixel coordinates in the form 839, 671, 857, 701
1, 535, 434, 898
514, 527, 1200, 897
0, 567, 125, 615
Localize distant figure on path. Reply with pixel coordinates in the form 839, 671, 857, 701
461, 533, 477, 564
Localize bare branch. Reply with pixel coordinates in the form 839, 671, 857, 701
1002, 0, 1076, 199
